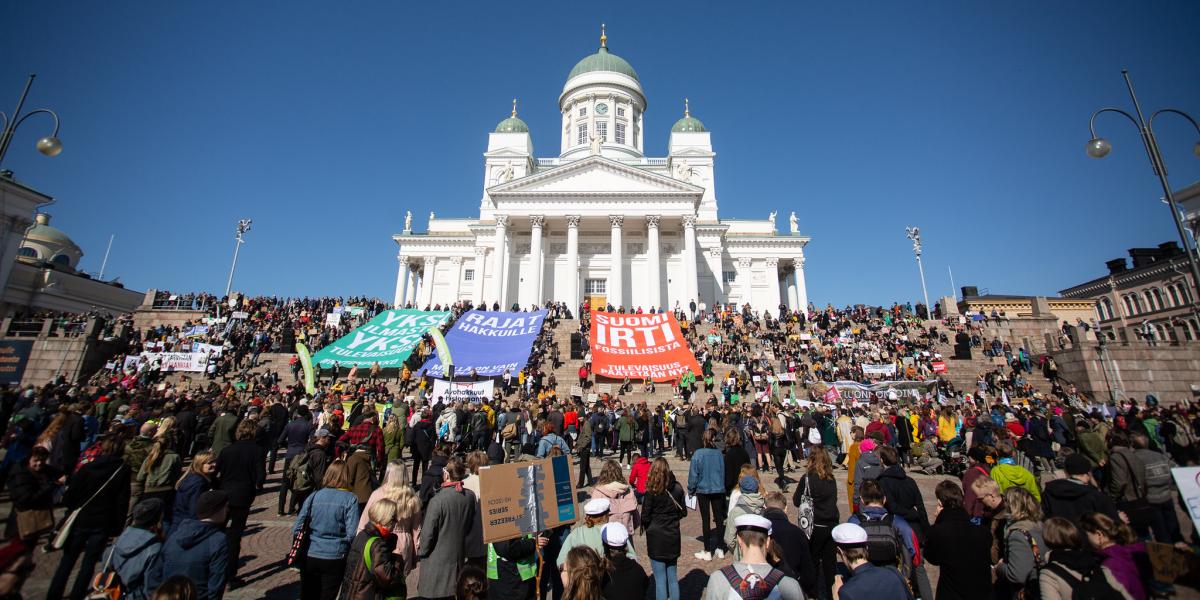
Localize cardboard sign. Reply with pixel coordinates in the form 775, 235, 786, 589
1146, 541, 1200, 583
569, 385, 583, 398
479, 455, 578, 543
931, 361, 947, 373
589, 311, 702, 382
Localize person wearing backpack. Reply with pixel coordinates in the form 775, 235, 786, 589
1104, 429, 1153, 538
702, 514, 803, 599
847, 480, 924, 599
1130, 430, 1181, 543
994, 486, 1045, 600
830, 522, 913, 600
1039, 516, 1131, 600
103, 498, 166, 600
279, 406, 315, 516
342, 498, 406, 600
1080, 512, 1144, 600
575, 414, 596, 489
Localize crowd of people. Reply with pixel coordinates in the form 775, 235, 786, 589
0, 297, 1195, 600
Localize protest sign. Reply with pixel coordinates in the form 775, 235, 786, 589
822, 380, 936, 403
931, 361, 947, 373
0, 341, 32, 385
861, 363, 897, 377
1172, 467, 1200, 537
312, 309, 449, 368
231, 311, 249, 320
589, 311, 702, 382
421, 309, 545, 378
345, 306, 365, 316
1147, 540, 1200, 584
192, 342, 224, 357
479, 455, 577, 544
142, 352, 209, 373
325, 312, 342, 327
181, 325, 209, 338
431, 379, 494, 404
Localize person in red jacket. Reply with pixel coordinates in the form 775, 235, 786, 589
628, 452, 651, 503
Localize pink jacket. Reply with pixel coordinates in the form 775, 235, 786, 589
591, 482, 640, 532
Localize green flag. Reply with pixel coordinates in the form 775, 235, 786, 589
296, 342, 316, 395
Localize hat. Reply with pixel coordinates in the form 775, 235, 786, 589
130, 498, 165, 528
739, 476, 759, 493
1064, 453, 1092, 476
832, 523, 869, 545
195, 490, 229, 520
601, 522, 629, 547
584, 498, 611, 516
859, 439, 876, 453
314, 428, 332, 438
733, 514, 772, 535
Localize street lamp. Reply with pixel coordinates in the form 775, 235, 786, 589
905, 226, 932, 320
1086, 69, 1200, 315
0, 74, 63, 169
224, 219, 252, 297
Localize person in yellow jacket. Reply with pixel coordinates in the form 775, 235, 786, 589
937, 408, 959, 443
989, 440, 1041, 501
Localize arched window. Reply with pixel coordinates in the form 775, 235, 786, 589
51, 255, 71, 267
16, 247, 37, 259
1179, 283, 1192, 305
1150, 288, 1165, 311
1100, 298, 1114, 321
1169, 285, 1182, 307
1143, 290, 1156, 312
1189, 319, 1200, 342
1123, 295, 1137, 316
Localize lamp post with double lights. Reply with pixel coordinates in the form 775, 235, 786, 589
0, 74, 63, 169
1086, 69, 1200, 324
905, 226, 932, 320
225, 219, 252, 297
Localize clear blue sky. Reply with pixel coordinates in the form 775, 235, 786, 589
4, 2, 1199, 307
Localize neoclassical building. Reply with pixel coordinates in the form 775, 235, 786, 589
394, 30, 810, 313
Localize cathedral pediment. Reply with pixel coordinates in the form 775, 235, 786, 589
488, 155, 702, 196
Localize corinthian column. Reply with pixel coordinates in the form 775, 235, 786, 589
683, 216, 699, 306
528, 215, 545, 306
566, 215, 580, 308
394, 255, 410, 308
646, 215, 661, 310
609, 215, 624, 309
489, 215, 508, 306
739, 256, 753, 309
472, 246, 487, 305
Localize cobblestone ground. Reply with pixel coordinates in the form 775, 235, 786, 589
14, 446, 961, 600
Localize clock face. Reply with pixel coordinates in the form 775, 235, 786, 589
596, 103, 608, 115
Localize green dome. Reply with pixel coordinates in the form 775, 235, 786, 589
671, 116, 706, 132
494, 116, 529, 133
567, 47, 639, 82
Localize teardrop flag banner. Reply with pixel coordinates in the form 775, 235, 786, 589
428, 327, 453, 375
295, 342, 316, 396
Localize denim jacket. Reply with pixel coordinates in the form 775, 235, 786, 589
687, 448, 725, 495
294, 487, 360, 559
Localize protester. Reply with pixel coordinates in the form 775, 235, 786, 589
1039, 516, 1131, 600
104, 498, 166, 600
294, 460, 361, 600
216, 419, 266, 587
688, 428, 726, 561
561, 546, 607, 600
160, 490, 229, 600
724, 475, 766, 559
794, 447, 838, 600
418, 456, 481, 599
1080, 512, 1145, 600
341, 498, 406, 600
703, 514, 803, 599
830, 522, 911, 600
639, 457, 685, 600
600, 522, 647, 598
1043, 453, 1119, 524
994, 486, 1045, 600
591, 459, 639, 533
357, 459, 421, 573
924, 480, 993, 600
762, 491, 816, 593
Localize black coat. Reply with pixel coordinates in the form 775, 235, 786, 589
7, 461, 60, 511
724, 445, 751, 493
410, 419, 436, 459
602, 554, 648, 600
877, 465, 929, 538
62, 455, 130, 537
216, 439, 266, 508
640, 477, 686, 561
793, 473, 840, 525
685, 415, 707, 452
762, 508, 817, 592
924, 506, 994, 600
488, 536, 537, 600
1042, 478, 1119, 524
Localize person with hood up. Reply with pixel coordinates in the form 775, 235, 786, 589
104, 498, 166, 600
724, 475, 766, 560
627, 451, 651, 503
591, 459, 639, 534
1043, 453, 1119, 524
160, 490, 229, 600
851, 437, 883, 510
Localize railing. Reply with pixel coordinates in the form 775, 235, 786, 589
149, 297, 216, 311
4, 317, 89, 338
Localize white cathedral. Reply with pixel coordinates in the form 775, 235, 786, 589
393, 29, 810, 313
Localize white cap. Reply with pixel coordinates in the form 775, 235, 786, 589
733, 514, 772, 535
832, 523, 869, 545
600, 522, 629, 547
584, 498, 611, 516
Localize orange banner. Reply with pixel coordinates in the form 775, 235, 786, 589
589, 311, 703, 382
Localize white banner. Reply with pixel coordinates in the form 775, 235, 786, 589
231, 311, 250, 320
431, 379, 494, 404
862, 363, 897, 376
141, 351, 210, 373
192, 342, 224, 357
325, 312, 342, 327
1172, 467, 1200, 536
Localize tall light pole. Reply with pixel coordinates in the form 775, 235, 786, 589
0, 74, 63, 169
225, 219, 251, 297
1086, 69, 1200, 318
905, 226, 931, 320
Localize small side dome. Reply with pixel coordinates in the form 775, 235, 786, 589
671, 97, 707, 132
495, 99, 530, 133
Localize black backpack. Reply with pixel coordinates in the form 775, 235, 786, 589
1042, 561, 1124, 600
855, 512, 904, 567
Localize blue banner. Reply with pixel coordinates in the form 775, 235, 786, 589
420, 309, 546, 378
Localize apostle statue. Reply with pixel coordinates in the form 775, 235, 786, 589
429, 211, 436, 222
498, 161, 515, 183
589, 132, 603, 156
789, 211, 799, 234
404, 210, 413, 233
768, 211, 777, 228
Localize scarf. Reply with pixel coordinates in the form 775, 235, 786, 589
442, 480, 464, 492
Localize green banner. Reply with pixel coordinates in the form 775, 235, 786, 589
312, 309, 449, 369
428, 327, 453, 374
295, 342, 317, 395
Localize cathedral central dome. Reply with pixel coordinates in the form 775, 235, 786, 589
567, 46, 639, 82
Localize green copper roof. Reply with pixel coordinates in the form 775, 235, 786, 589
671, 116, 707, 133
567, 47, 639, 82
494, 116, 529, 133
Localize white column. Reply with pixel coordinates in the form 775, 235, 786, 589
609, 215, 624, 309
706, 246, 723, 307
739, 257, 754, 308
422, 256, 438, 308
566, 215, 580, 308
683, 216, 699, 308
794, 256, 809, 313
766, 258, 782, 313
394, 255, 410, 308
472, 247, 487, 305
528, 215, 545, 306
786, 266, 800, 311
448, 256, 464, 304
407, 266, 420, 306
489, 215, 508, 306
646, 215, 661, 310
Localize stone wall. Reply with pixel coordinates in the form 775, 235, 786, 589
1051, 342, 1200, 406
0, 317, 131, 387
132, 308, 208, 331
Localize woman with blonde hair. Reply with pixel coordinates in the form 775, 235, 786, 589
995, 486, 1044, 599
169, 450, 215, 529
294, 460, 361, 600
561, 546, 608, 600
342, 498, 407, 600
357, 459, 422, 573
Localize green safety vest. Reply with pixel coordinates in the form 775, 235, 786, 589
362, 537, 405, 600
487, 538, 538, 581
